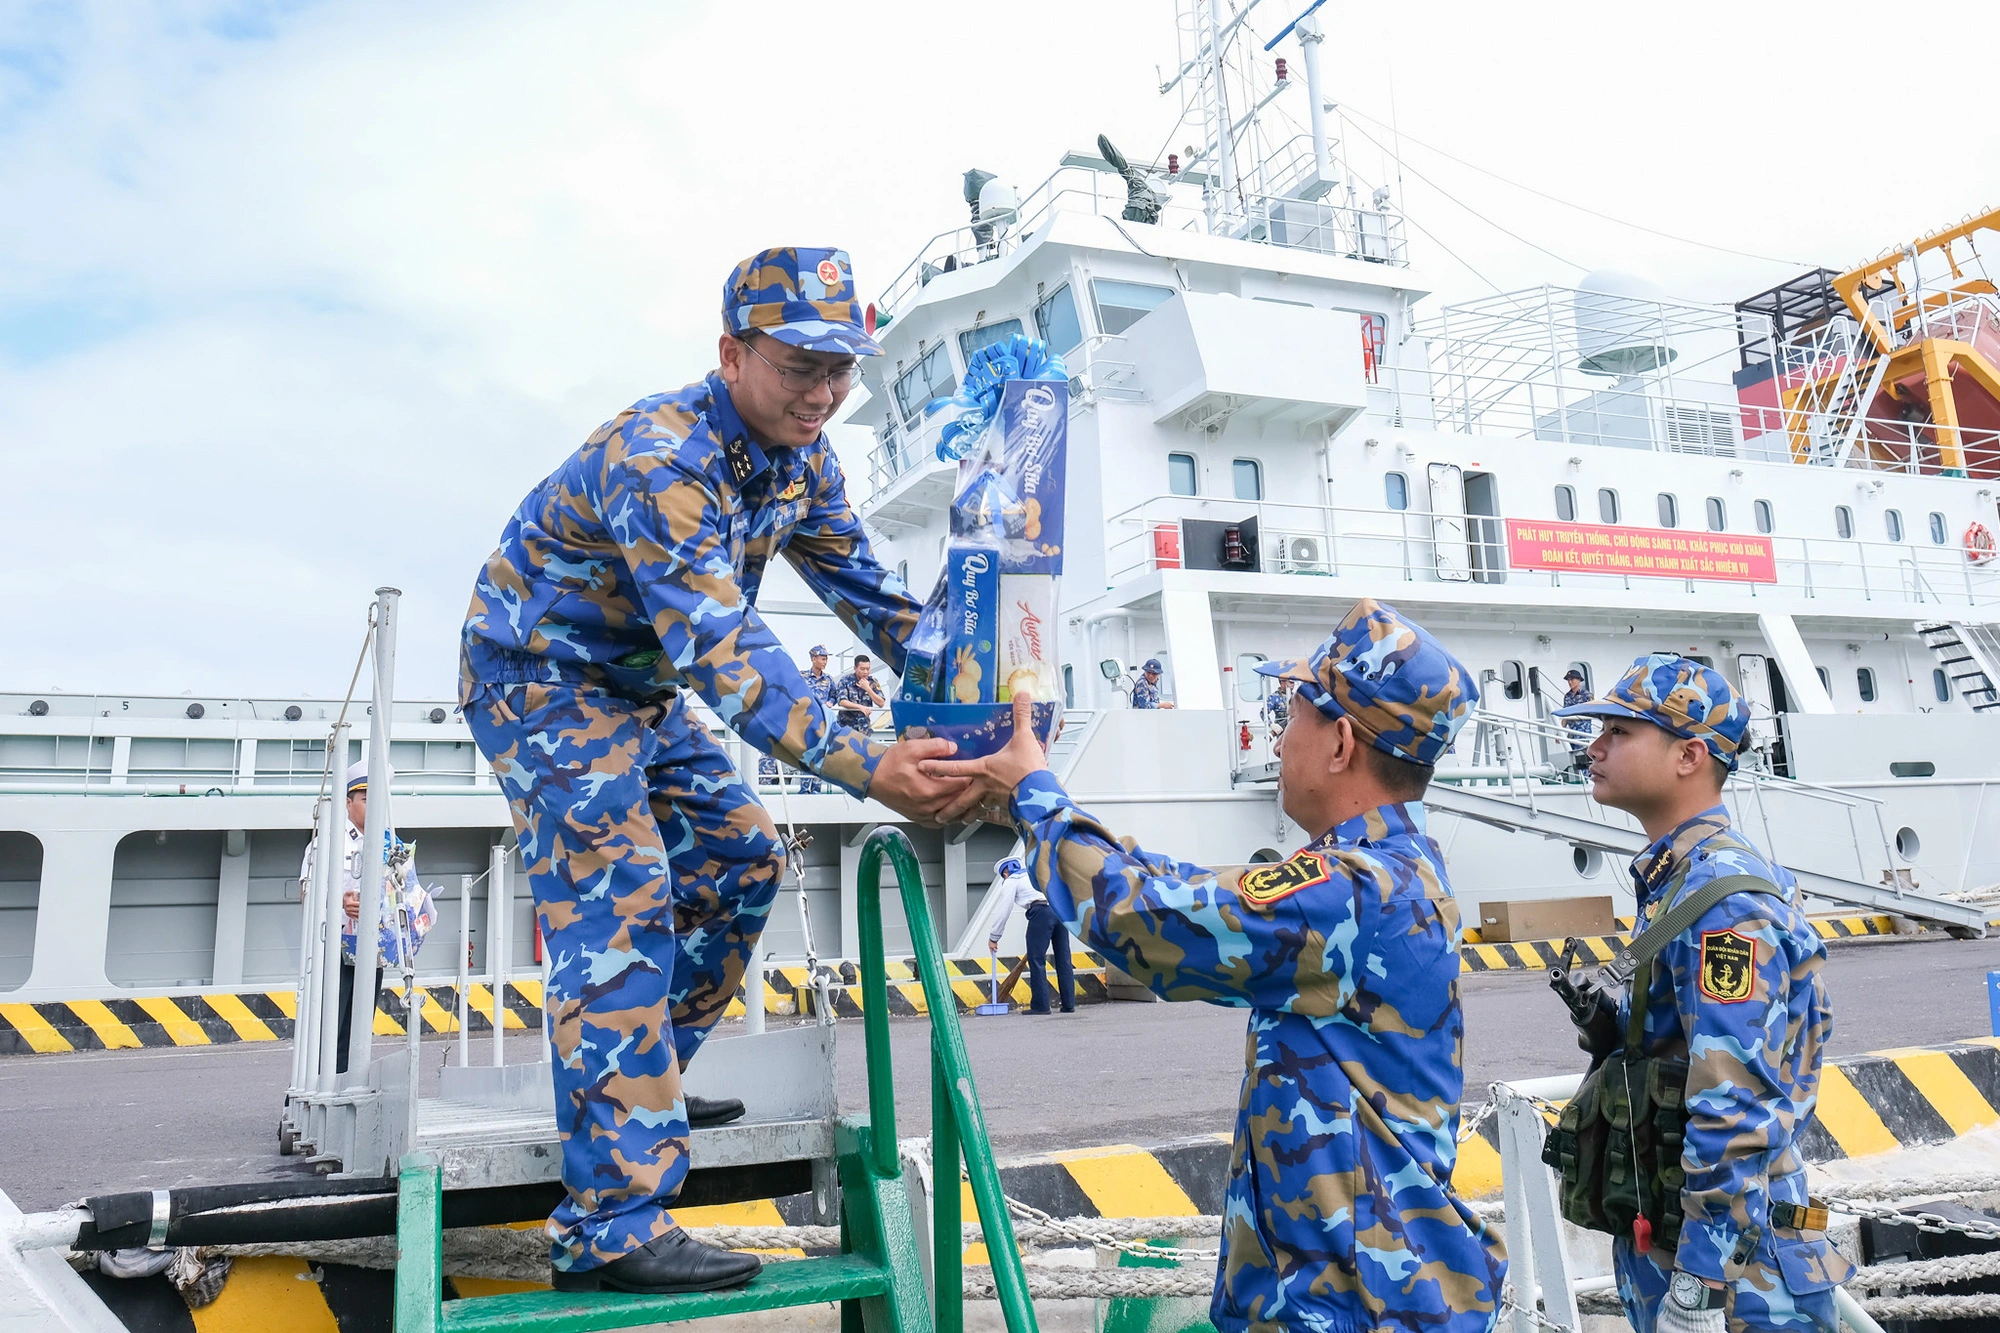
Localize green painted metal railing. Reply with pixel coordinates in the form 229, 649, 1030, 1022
854, 827, 1038, 1333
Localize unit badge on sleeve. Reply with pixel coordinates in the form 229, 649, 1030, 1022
1698, 928, 1756, 1002
1236, 849, 1334, 909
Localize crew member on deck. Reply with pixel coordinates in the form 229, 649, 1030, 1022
928, 599, 1506, 1333
458, 247, 968, 1297
833, 652, 886, 731
1556, 658, 1852, 1333
1131, 657, 1175, 709
987, 856, 1074, 1014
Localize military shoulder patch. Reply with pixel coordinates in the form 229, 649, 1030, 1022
1698, 929, 1756, 1003
722, 435, 756, 486
1236, 850, 1334, 909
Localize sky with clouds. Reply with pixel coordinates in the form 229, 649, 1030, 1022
6, 0, 1998, 701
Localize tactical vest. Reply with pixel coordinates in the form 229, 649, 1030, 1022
1541, 872, 1782, 1255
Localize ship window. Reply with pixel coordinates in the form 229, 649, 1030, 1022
1856, 667, 1876, 703
895, 560, 909, 586
1834, 505, 1854, 539
1386, 472, 1409, 510
1063, 664, 1075, 708
1755, 499, 1774, 533
1167, 452, 1198, 496
1706, 497, 1726, 531
1935, 667, 1951, 702
1815, 666, 1831, 695
1499, 660, 1526, 701
1236, 653, 1269, 702
1033, 285, 1084, 356
1885, 508, 1904, 542
1657, 493, 1679, 528
1233, 459, 1263, 501
1598, 488, 1620, 523
1092, 279, 1176, 336
1554, 484, 1576, 521
1930, 511, 1949, 544
892, 343, 956, 423
958, 319, 1024, 362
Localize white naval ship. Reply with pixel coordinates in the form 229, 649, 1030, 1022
6, 0, 2000, 1009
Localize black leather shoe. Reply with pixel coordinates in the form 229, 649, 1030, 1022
688, 1094, 746, 1128
550, 1228, 761, 1294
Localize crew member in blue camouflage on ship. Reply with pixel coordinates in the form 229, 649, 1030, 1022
1131, 657, 1174, 709
1556, 656, 1853, 1333
459, 246, 970, 1296
928, 598, 1507, 1333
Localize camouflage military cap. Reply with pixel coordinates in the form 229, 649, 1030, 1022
1554, 653, 1751, 770
809, 644, 829, 657
1256, 598, 1477, 767
722, 247, 883, 355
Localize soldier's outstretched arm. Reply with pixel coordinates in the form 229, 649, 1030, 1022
927, 697, 1361, 1012
1660, 896, 1800, 1282
782, 460, 923, 667
616, 444, 881, 797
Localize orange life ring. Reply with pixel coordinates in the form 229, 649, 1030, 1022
1967, 521, 1997, 565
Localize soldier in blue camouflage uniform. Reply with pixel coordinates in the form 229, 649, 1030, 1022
930, 599, 1507, 1333
1557, 656, 1853, 1333
1131, 657, 1171, 709
459, 247, 967, 1294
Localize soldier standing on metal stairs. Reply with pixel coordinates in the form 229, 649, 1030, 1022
928, 598, 1507, 1333
1554, 656, 1854, 1333
459, 247, 970, 1296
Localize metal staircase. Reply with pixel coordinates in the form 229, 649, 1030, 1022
1917, 620, 2000, 712
393, 827, 1039, 1331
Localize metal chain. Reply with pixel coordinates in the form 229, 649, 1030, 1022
1817, 1193, 2000, 1241
1500, 1286, 1574, 1333
999, 1193, 1210, 1262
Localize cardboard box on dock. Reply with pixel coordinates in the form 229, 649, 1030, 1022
1475, 897, 1615, 943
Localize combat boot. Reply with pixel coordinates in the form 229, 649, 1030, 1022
550, 1228, 761, 1294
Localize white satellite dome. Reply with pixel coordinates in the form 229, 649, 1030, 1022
1572, 269, 1677, 377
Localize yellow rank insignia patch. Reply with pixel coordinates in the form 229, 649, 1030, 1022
1237, 850, 1333, 909
777, 478, 807, 502
1698, 929, 1755, 1003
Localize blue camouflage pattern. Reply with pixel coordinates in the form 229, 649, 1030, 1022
1555, 654, 1752, 771
460, 371, 923, 799
1131, 675, 1166, 709
463, 682, 781, 1272
1612, 807, 1853, 1333
722, 247, 882, 355
1010, 771, 1506, 1332
1257, 598, 1479, 767
1560, 683, 1592, 747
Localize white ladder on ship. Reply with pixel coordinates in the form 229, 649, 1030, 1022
1916, 620, 2000, 712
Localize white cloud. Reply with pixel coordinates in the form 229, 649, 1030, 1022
5, 0, 1999, 698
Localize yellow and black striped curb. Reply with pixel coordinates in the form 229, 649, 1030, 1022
1460, 913, 1901, 972
0, 953, 1116, 1057
1454, 1036, 2000, 1197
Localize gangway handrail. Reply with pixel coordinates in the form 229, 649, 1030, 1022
855, 827, 1037, 1332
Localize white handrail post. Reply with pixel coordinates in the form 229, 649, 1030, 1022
489, 842, 509, 1066
745, 947, 766, 1037
346, 587, 401, 1081
1496, 1079, 1583, 1333
315, 722, 352, 1094
290, 795, 331, 1097
456, 873, 471, 1067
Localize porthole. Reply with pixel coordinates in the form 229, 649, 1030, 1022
1895, 826, 1922, 859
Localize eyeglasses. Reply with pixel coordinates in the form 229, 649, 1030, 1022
741, 338, 862, 393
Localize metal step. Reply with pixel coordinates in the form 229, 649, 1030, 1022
437, 1254, 895, 1331
1424, 781, 1989, 932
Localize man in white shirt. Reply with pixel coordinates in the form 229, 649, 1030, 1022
300, 761, 435, 1072
987, 856, 1074, 1014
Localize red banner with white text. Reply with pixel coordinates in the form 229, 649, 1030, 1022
1504, 518, 1777, 583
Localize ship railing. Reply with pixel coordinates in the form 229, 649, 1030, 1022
1102, 492, 2000, 608
1451, 705, 1899, 890
874, 163, 1410, 320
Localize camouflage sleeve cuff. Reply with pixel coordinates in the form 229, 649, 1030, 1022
1010, 769, 1078, 827
1673, 1218, 1734, 1283
813, 727, 889, 799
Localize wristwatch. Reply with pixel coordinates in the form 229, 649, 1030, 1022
1668, 1270, 1724, 1311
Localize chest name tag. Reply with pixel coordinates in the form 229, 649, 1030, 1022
1698, 929, 1756, 1002
1236, 849, 1333, 909
723, 436, 756, 487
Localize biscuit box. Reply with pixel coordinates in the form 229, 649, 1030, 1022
943, 546, 1000, 704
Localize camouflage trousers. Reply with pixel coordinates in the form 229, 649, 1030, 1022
1614, 1235, 1841, 1333
464, 681, 782, 1272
